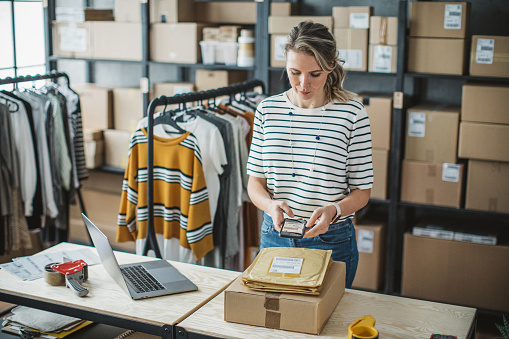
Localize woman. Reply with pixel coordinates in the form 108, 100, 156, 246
246, 21, 373, 288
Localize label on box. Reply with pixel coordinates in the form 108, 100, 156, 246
269, 257, 303, 274
174, 86, 192, 95
442, 163, 460, 182
59, 27, 87, 52
274, 36, 286, 61
357, 229, 374, 253
476, 38, 495, 64
349, 13, 369, 29
338, 49, 362, 69
372, 45, 392, 73
444, 4, 462, 30
408, 112, 426, 137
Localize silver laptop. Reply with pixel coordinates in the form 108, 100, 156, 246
82, 214, 198, 300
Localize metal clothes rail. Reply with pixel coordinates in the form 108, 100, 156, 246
0, 71, 90, 243
143, 79, 265, 258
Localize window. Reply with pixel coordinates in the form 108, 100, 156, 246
0, 0, 46, 89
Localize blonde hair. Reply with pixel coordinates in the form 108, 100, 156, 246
284, 21, 356, 103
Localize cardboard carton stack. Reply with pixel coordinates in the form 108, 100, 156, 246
459, 83, 509, 214
332, 6, 372, 72
401, 104, 464, 208
368, 16, 398, 73
269, 16, 333, 68
408, 2, 470, 75
358, 94, 393, 200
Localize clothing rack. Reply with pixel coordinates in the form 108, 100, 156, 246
144, 79, 265, 258
0, 71, 90, 243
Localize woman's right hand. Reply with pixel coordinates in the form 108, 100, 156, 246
268, 200, 294, 232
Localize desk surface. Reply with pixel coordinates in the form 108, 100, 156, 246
177, 286, 477, 339
0, 243, 240, 333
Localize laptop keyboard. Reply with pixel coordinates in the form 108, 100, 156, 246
121, 265, 165, 293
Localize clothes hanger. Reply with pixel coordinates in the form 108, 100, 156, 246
153, 98, 187, 134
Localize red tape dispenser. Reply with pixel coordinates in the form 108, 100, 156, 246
50, 260, 89, 297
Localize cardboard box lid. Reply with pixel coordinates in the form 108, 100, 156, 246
269, 16, 333, 34
225, 261, 346, 334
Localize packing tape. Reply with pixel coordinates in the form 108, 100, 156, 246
379, 17, 388, 45
264, 292, 281, 329
44, 262, 65, 286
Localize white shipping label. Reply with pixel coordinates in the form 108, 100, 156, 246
372, 45, 392, 73
274, 36, 287, 61
476, 38, 495, 64
358, 229, 374, 253
59, 27, 87, 52
444, 4, 462, 29
269, 257, 304, 274
174, 86, 192, 95
338, 49, 363, 69
408, 112, 426, 137
442, 163, 460, 182
349, 13, 369, 29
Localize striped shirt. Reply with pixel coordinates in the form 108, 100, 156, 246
117, 128, 213, 260
247, 93, 373, 221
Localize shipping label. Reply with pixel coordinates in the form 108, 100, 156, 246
444, 4, 462, 30
269, 257, 304, 274
338, 49, 363, 69
372, 45, 392, 73
357, 229, 374, 253
442, 163, 460, 182
476, 38, 495, 64
349, 12, 370, 29
408, 112, 426, 137
59, 26, 87, 52
274, 36, 287, 61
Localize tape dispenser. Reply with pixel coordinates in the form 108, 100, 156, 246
44, 259, 89, 297
348, 315, 379, 339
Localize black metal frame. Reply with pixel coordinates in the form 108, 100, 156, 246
143, 79, 265, 257
0, 71, 90, 244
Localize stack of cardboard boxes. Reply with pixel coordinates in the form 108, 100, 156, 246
332, 6, 371, 72
368, 16, 398, 73
408, 2, 470, 75
352, 221, 386, 291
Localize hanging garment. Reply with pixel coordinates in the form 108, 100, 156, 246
117, 128, 213, 261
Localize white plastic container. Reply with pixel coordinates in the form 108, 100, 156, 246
237, 30, 255, 67
199, 41, 217, 65
222, 42, 239, 66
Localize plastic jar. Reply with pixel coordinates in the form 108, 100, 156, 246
237, 29, 255, 67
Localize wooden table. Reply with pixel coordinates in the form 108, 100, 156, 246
176, 287, 477, 339
0, 242, 240, 338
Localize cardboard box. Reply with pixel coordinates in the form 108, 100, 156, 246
334, 29, 368, 71
369, 44, 397, 73
195, 2, 294, 25
401, 160, 464, 208
458, 122, 509, 162
114, 0, 140, 22
409, 2, 470, 38
195, 70, 248, 92
104, 129, 132, 169
353, 223, 386, 291
465, 160, 509, 214
113, 88, 144, 133
332, 6, 373, 29
269, 16, 333, 34
369, 17, 398, 45
462, 83, 509, 124
92, 22, 142, 61
371, 148, 389, 200
224, 261, 346, 334
152, 82, 195, 110
270, 34, 287, 68
83, 9, 114, 21
151, 23, 205, 64
402, 233, 509, 312
408, 37, 468, 75
84, 129, 104, 169
150, 0, 194, 23
359, 94, 392, 150
203, 27, 220, 41
470, 35, 509, 78
73, 84, 113, 131
405, 104, 460, 163
52, 22, 93, 58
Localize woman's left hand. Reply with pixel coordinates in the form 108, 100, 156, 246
303, 205, 337, 238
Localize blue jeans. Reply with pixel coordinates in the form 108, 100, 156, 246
260, 213, 359, 288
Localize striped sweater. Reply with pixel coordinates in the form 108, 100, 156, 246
247, 93, 373, 221
117, 128, 213, 260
